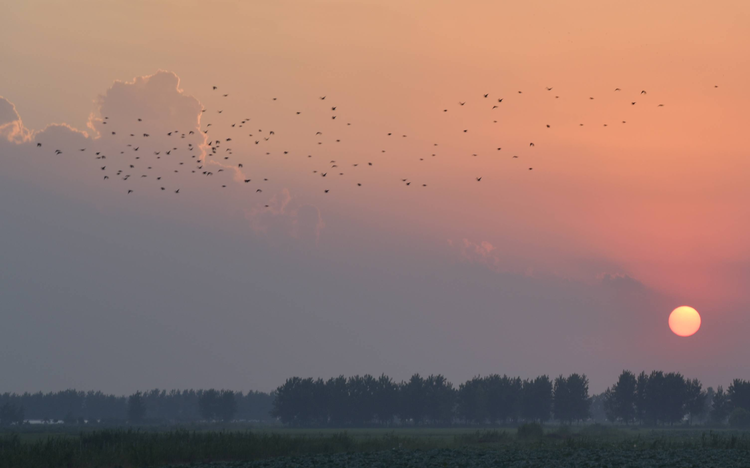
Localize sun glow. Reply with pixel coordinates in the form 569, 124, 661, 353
668, 306, 701, 337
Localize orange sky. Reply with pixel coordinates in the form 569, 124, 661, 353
1, 0, 749, 392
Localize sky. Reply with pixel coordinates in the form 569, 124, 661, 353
1, 0, 749, 395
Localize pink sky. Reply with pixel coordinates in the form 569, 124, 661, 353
1, 0, 749, 393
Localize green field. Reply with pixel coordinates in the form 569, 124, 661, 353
1, 425, 749, 468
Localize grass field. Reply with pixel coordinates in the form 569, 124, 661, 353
1, 425, 749, 468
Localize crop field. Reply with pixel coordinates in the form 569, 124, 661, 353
0, 426, 749, 468
169, 447, 750, 468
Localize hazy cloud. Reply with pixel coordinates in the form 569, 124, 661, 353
246, 188, 325, 245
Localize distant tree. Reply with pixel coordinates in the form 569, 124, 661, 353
588, 393, 608, 423
710, 386, 730, 425
685, 378, 706, 424
400, 374, 427, 425
457, 377, 487, 424
661, 372, 688, 425
236, 391, 275, 422
521, 376, 552, 422
635, 371, 649, 424
325, 376, 349, 426
636, 371, 688, 425
348, 375, 377, 426
423, 374, 455, 425
728, 379, 750, 412
0, 402, 24, 426
272, 377, 325, 426
553, 375, 570, 423
485, 375, 521, 424
373, 374, 398, 425
198, 389, 217, 421
198, 389, 237, 422
553, 374, 590, 424
604, 370, 637, 424
567, 374, 590, 422
217, 390, 237, 422
127, 391, 146, 423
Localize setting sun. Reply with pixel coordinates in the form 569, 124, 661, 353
669, 306, 701, 337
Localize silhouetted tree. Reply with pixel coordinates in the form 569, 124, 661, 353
197, 389, 237, 422
272, 377, 325, 426
685, 378, 706, 424
603, 370, 637, 424
373, 374, 398, 425
554, 374, 590, 424
423, 374, 455, 425
635, 371, 649, 424
457, 377, 487, 424
348, 375, 378, 425
0, 402, 24, 426
400, 374, 427, 425
710, 386, 729, 425
636, 371, 688, 425
326, 376, 349, 426
728, 379, 750, 412
127, 392, 146, 423
485, 375, 521, 424
237, 390, 275, 422
521, 376, 552, 422
662, 372, 688, 424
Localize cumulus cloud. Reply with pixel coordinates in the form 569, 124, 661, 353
87, 71, 203, 139
246, 188, 325, 245
2, 71, 315, 248
0, 97, 32, 143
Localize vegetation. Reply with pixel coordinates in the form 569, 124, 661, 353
603, 372, 750, 426
0, 426, 749, 468
272, 373, 584, 426
1, 372, 749, 430
0, 389, 273, 424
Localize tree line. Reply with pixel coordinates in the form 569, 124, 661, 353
2, 372, 749, 427
0, 389, 273, 425
603, 371, 750, 427
272, 372, 750, 427
271, 373, 590, 426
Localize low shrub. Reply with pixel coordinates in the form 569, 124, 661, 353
517, 422, 544, 440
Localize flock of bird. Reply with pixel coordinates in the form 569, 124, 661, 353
33, 84, 720, 200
